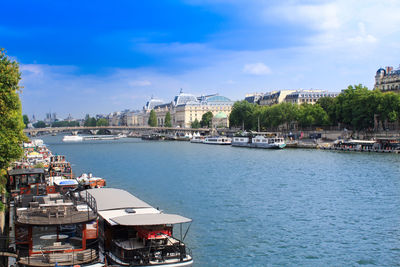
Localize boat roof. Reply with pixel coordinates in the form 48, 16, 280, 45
54, 179, 78, 186
8, 168, 45, 176
84, 188, 152, 211
111, 213, 192, 226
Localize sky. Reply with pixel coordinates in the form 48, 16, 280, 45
2, 0, 400, 119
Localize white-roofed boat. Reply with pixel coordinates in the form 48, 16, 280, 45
82, 188, 193, 266
63, 135, 83, 142
251, 135, 286, 149
203, 136, 231, 145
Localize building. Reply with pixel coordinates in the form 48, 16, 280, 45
244, 93, 264, 104
140, 90, 234, 128
259, 89, 338, 106
259, 90, 296, 106
284, 90, 339, 104
375, 66, 400, 93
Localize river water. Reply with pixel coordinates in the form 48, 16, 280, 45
39, 135, 400, 266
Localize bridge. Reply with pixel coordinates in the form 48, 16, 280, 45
23, 126, 213, 136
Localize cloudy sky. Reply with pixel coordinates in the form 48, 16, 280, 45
2, 0, 400, 119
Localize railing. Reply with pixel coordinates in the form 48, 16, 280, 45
17, 241, 99, 266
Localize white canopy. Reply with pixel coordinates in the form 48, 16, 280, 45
110, 213, 192, 226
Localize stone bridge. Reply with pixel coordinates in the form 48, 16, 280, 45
23, 126, 212, 136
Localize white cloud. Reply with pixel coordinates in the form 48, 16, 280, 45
243, 63, 271, 75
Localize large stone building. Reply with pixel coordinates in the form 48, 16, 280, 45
375, 66, 400, 93
259, 89, 337, 106
139, 90, 234, 128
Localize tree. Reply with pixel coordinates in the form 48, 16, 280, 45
191, 119, 201, 128
33, 121, 47, 128
229, 101, 257, 130
148, 110, 157, 127
96, 118, 109, 126
164, 112, 172, 127
23, 114, 29, 128
200, 111, 213, 128
0, 48, 27, 170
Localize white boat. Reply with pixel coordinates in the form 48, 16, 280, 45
190, 136, 205, 143
231, 136, 251, 147
62, 135, 83, 142
251, 135, 286, 149
203, 136, 231, 145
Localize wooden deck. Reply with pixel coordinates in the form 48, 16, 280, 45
18, 249, 98, 266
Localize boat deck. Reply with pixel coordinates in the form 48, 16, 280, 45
18, 248, 98, 266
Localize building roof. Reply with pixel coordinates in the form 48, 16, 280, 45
84, 188, 152, 211
206, 95, 231, 102
111, 213, 192, 226
173, 92, 198, 106
214, 112, 227, 119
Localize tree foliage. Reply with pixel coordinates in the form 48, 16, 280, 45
148, 110, 157, 127
33, 121, 47, 128
164, 112, 172, 127
231, 84, 400, 131
51, 120, 80, 127
23, 114, 29, 128
84, 115, 97, 126
96, 118, 109, 126
200, 111, 213, 128
191, 119, 201, 128
0, 48, 27, 170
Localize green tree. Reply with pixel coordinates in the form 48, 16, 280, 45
164, 112, 172, 127
23, 114, 29, 128
96, 118, 109, 126
229, 101, 256, 130
191, 119, 201, 128
0, 48, 27, 170
33, 121, 47, 128
200, 111, 213, 128
148, 110, 157, 127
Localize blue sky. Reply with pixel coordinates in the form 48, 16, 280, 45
2, 0, 400, 119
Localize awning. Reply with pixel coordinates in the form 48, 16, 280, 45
110, 213, 192, 226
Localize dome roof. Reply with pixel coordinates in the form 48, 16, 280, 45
173, 92, 198, 106
144, 97, 164, 110
214, 112, 227, 119
206, 95, 231, 102
376, 68, 386, 75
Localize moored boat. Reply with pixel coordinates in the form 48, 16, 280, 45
251, 135, 286, 149
63, 135, 83, 142
82, 188, 193, 267
11, 191, 100, 266
203, 136, 231, 145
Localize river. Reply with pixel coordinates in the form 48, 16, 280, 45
39, 135, 400, 266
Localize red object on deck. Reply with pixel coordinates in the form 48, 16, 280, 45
136, 227, 172, 240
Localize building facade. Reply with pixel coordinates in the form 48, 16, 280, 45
259, 89, 338, 106
284, 90, 339, 104
139, 91, 234, 128
375, 66, 400, 93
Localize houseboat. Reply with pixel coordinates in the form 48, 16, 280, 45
203, 136, 231, 145
251, 135, 286, 149
231, 136, 251, 147
48, 155, 73, 179
11, 191, 100, 266
231, 135, 286, 149
82, 188, 193, 266
7, 168, 47, 197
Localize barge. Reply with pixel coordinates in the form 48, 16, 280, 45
82, 188, 193, 266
